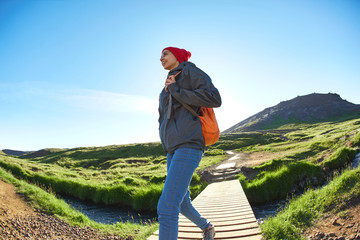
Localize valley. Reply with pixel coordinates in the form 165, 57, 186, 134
1, 93, 360, 239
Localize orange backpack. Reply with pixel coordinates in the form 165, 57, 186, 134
170, 72, 220, 146
198, 107, 220, 146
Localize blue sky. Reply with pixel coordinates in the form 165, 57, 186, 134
1, 0, 359, 151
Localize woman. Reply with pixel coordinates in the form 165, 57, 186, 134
158, 47, 222, 240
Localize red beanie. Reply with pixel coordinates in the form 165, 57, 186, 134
162, 47, 191, 63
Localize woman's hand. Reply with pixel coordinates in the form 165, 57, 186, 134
165, 75, 176, 92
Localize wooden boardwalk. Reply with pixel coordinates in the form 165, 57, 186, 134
147, 179, 263, 240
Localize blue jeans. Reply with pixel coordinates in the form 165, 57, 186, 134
157, 148, 210, 240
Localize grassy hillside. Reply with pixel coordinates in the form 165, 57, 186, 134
0, 166, 156, 239
227, 117, 360, 239
0, 142, 226, 212
0, 116, 359, 239
234, 118, 360, 204
261, 167, 360, 239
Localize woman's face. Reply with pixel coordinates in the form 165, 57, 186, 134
160, 50, 179, 71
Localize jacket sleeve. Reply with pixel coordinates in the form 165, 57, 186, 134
167, 65, 222, 108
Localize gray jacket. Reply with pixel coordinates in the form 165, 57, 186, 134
158, 61, 222, 154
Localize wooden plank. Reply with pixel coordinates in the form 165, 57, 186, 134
178, 222, 259, 233
194, 201, 250, 207
178, 228, 261, 239
179, 218, 257, 227
147, 234, 263, 240
179, 215, 257, 224
194, 208, 254, 215
191, 205, 251, 212
146, 235, 159, 240
147, 180, 263, 240
198, 211, 255, 219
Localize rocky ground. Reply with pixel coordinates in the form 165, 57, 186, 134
0, 179, 132, 240
305, 203, 360, 240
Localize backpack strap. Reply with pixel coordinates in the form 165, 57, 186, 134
167, 70, 200, 118
171, 71, 200, 117
174, 97, 199, 117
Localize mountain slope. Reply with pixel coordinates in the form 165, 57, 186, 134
223, 93, 360, 133
2, 149, 31, 156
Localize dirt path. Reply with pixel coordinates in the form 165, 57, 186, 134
0, 179, 35, 221
0, 179, 131, 240
199, 151, 272, 182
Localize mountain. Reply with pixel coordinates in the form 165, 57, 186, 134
223, 93, 360, 133
1, 148, 68, 158
20, 148, 66, 159
2, 149, 31, 156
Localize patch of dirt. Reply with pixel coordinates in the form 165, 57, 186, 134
0, 179, 132, 240
304, 202, 360, 239
0, 179, 34, 221
248, 151, 285, 166
204, 151, 269, 171
199, 151, 279, 182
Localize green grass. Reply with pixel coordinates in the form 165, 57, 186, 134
260, 167, 360, 240
0, 166, 156, 240
321, 146, 357, 170
224, 117, 360, 239
241, 161, 324, 204
0, 142, 224, 239
0, 142, 224, 212
1, 116, 359, 239
208, 132, 285, 151
231, 117, 360, 204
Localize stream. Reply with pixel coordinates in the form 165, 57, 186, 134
252, 200, 288, 223
63, 196, 157, 225
350, 152, 360, 169
63, 153, 360, 225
